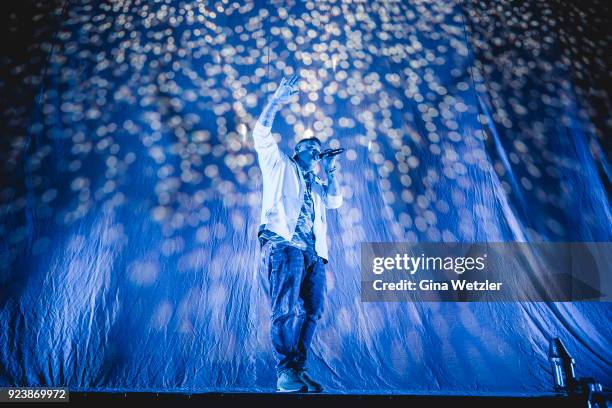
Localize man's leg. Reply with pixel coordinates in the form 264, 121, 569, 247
295, 250, 327, 372
264, 242, 307, 376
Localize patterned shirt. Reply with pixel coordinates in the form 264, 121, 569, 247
259, 166, 316, 251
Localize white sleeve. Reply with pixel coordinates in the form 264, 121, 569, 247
252, 120, 281, 172
325, 193, 343, 209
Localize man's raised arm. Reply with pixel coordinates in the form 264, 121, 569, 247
253, 75, 299, 169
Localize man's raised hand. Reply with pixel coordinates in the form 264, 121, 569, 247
257, 74, 298, 127
272, 75, 299, 105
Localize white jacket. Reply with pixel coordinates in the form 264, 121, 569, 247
253, 121, 343, 262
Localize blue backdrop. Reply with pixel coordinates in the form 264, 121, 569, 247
0, 0, 610, 395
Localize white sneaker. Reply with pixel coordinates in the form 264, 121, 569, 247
297, 369, 323, 393
276, 369, 307, 393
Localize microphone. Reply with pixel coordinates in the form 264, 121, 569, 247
319, 148, 345, 159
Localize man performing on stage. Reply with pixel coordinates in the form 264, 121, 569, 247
252, 74, 343, 393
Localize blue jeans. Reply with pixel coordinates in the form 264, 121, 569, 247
261, 241, 326, 374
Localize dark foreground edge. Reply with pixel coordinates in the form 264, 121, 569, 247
16, 392, 600, 408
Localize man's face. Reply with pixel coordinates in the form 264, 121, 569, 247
294, 140, 321, 169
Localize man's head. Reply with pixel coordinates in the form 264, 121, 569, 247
293, 137, 322, 170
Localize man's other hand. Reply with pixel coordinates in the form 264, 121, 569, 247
322, 155, 338, 177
